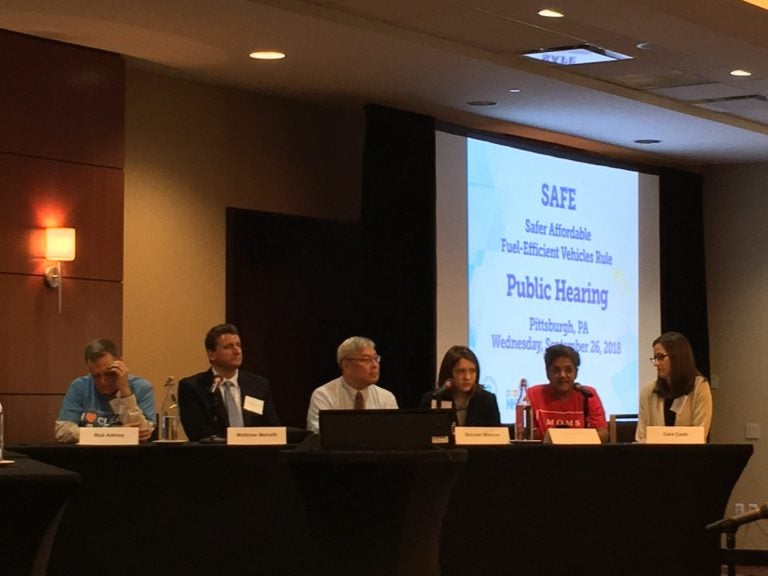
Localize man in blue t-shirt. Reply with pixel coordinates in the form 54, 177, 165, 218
55, 339, 155, 443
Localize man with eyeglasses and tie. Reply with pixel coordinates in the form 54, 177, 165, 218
306, 336, 398, 434
178, 323, 280, 441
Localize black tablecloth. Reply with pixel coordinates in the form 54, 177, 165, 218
0, 452, 81, 576
13, 442, 752, 576
282, 447, 468, 576
13, 443, 313, 576
439, 443, 752, 576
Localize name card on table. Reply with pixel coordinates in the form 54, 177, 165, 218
227, 427, 287, 445
645, 426, 705, 444
79, 427, 139, 446
544, 428, 601, 445
454, 426, 510, 445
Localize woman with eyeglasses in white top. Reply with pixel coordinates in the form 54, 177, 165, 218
636, 331, 712, 442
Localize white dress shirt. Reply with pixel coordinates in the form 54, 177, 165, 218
305, 376, 398, 433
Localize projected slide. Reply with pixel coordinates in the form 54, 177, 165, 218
467, 138, 639, 423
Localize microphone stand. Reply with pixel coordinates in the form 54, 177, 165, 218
574, 383, 591, 428
724, 527, 737, 576
207, 375, 223, 441
706, 506, 768, 576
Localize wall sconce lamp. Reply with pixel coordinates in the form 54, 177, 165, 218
44, 227, 76, 313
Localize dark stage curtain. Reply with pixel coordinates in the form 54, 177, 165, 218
361, 105, 437, 407
226, 208, 363, 426
658, 167, 710, 376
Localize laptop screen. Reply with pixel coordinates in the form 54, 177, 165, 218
319, 409, 454, 450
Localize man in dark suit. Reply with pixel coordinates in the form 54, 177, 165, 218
178, 323, 280, 440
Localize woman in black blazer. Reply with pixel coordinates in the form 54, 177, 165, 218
419, 345, 501, 426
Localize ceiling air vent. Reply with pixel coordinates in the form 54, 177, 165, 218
694, 94, 768, 123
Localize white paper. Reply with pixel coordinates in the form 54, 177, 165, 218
543, 428, 601, 444
454, 426, 510, 445
645, 426, 705, 444
226, 426, 286, 445
78, 426, 139, 446
243, 395, 264, 415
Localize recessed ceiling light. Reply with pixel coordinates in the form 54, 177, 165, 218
466, 100, 497, 107
249, 51, 286, 60
636, 42, 654, 50
730, 69, 752, 77
538, 9, 564, 17
508, 88, 521, 93
634, 139, 662, 145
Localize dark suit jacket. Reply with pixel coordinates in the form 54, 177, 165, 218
178, 368, 280, 440
418, 387, 501, 427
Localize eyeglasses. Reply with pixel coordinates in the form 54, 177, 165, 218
346, 355, 381, 365
649, 353, 670, 363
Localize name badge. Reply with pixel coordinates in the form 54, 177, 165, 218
454, 426, 510, 445
79, 426, 139, 446
227, 426, 286, 445
243, 395, 264, 415
645, 426, 705, 444
544, 428, 601, 444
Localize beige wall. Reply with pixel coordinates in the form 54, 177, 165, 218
123, 68, 364, 402
704, 162, 768, 549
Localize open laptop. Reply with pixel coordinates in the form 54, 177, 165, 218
319, 409, 454, 450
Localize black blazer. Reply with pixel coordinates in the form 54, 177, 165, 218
178, 368, 280, 440
418, 387, 501, 427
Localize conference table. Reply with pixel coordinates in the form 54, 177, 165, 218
439, 443, 752, 576
13, 442, 752, 576
0, 452, 81, 576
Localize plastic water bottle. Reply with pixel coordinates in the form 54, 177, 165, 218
515, 379, 532, 440
157, 377, 180, 441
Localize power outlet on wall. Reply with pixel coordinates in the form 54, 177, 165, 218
735, 503, 745, 515
745, 423, 761, 440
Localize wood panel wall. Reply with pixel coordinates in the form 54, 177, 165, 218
0, 30, 124, 443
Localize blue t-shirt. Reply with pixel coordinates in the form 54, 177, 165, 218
57, 374, 156, 427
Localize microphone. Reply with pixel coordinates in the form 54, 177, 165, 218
706, 503, 768, 532
209, 375, 224, 430
432, 379, 453, 399
574, 383, 593, 398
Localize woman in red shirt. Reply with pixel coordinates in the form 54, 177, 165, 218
527, 344, 609, 442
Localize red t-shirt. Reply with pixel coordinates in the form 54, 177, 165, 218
527, 384, 607, 438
